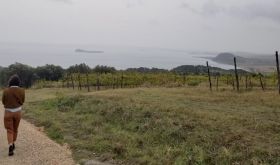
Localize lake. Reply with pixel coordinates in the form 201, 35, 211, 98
0, 43, 235, 70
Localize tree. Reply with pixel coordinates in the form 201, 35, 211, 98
35, 64, 64, 81
0, 63, 35, 88
93, 65, 116, 74
67, 63, 91, 74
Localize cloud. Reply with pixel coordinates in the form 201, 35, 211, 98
181, 0, 280, 23
180, 2, 189, 9
228, 2, 280, 22
179, 2, 199, 13
50, 0, 72, 4
148, 19, 160, 26
202, 1, 225, 16
125, 0, 143, 8
180, 1, 225, 17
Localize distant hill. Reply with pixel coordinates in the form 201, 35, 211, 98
212, 53, 250, 65
211, 52, 275, 73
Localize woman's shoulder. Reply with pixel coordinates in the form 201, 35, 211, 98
6, 87, 25, 92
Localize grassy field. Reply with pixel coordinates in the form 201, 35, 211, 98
23, 87, 280, 165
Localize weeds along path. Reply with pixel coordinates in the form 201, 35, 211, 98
0, 106, 75, 165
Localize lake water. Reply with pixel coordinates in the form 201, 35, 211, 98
0, 43, 235, 70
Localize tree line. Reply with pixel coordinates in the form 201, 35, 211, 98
0, 63, 116, 88
0, 62, 252, 88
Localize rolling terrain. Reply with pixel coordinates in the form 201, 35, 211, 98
23, 87, 280, 164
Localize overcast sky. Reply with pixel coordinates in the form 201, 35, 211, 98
0, 0, 279, 53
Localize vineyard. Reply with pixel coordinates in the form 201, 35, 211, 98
33, 71, 277, 92
24, 53, 280, 164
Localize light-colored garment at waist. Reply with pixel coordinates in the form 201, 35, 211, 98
5, 106, 22, 112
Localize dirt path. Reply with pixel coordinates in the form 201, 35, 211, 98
0, 106, 76, 165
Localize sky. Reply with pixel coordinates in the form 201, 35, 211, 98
0, 0, 279, 53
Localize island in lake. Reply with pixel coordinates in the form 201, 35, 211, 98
75, 49, 104, 53
209, 52, 275, 73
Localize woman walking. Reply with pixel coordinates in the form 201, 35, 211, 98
2, 75, 25, 156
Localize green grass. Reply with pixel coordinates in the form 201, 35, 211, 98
23, 87, 280, 164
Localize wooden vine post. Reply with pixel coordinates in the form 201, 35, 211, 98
62, 79, 64, 88
112, 74, 115, 89
216, 75, 219, 91
78, 73, 82, 90
71, 74, 75, 90
249, 76, 253, 89
206, 61, 212, 91
183, 74, 186, 85
96, 73, 100, 91
275, 51, 280, 94
115, 77, 119, 89
66, 73, 70, 88
86, 72, 90, 92
226, 75, 229, 85
232, 76, 235, 90
121, 72, 124, 88
234, 57, 240, 91
259, 73, 265, 91
245, 75, 248, 89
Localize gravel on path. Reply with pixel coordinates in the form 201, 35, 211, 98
0, 106, 76, 165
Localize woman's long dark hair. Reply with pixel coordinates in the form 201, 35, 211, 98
8, 74, 21, 87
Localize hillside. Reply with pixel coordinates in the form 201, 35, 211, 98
23, 88, 280, 164
211, 52, 275, 73
212, 53, 250, 65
